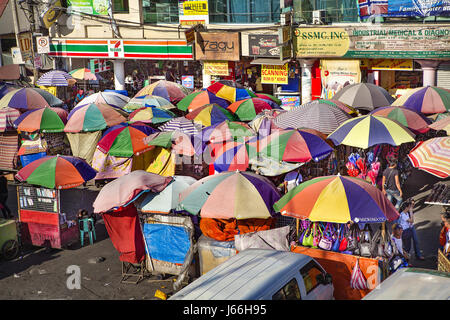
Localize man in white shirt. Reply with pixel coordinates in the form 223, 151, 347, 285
398, 200, 425, 260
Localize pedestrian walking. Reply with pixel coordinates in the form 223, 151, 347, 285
439, 209, 450, 251
0, 172, 12, 219
382, 157, 403, 210
399, 199, 425, 260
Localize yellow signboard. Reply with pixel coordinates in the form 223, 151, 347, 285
294, 28, 350, 57
204, 61, 229, 76
183, 1, 208, 15
370, 59, 414, 71
261, 64, 288, 84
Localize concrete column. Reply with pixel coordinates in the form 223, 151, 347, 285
202, 63, 211, 89
416, 60, 441, 87
299, 59, 317, 105
113, 59, 125, 90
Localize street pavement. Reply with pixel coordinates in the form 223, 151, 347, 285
0, 168, 447, 300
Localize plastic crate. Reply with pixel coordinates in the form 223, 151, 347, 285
20, 152, 46, 167
197, 235, 236, 275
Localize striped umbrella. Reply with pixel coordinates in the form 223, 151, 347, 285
401, 86, 450, 114
328, 115, 415, 149
332, 83, 395, 111
273, 175, 399, 223
36, 70, 73, 86
199, 120, 255, 144
274, 100, 351, 134
64, 103, 126, 133
14, 107, 65, 133
135, 80, 191, 103
227, 98, 279, 121
255, 93, 282, 106
309, 99, 358, 115
128, 106, 175, 124
123, 95, 174, 112
177, 90, 230, 112
69, 68, 97, 80
370, 106, 430, 133
76, 91, 130, 109
15, 155, 97, 189
429, 116, 450, 135
408, 137, 450, 178
0, 107, 20, 132
178, 171, 281, 219
207, 82, 257, 103
158, 117, 202, 135
0, 88, 50, 111
185, 104, 236, 127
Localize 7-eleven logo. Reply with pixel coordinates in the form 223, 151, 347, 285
108, 40, 124, 58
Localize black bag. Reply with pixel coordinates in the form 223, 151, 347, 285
346, 223, 361, 255
371, 224, 395, 259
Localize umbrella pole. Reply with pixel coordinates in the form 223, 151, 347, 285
296, 218, 299, 239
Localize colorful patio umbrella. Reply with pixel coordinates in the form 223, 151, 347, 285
158, 117, 202, 135
69, 68, 97, 80
0, 83, 18, 99
273, 175, 399, 223
408, 137, 450, 178
429, 116, 450, 135
309, 99, 358, 115
50, 107, 69, 124
64, 103, 127, 133
391, 87, 423, 107
249, 109, 285, 136
401, 86, 450, 114
255, 93, 282, 106
128, 106, 175, 124
0, 107, 20, 132
177, 90, 230, 112
274, 99, 352, 134
144, 131, 195, 156
332, 83, 395, 111
36, 70, 73, 86
207, 82, 257, 103
97, 124, 157, 157
327, 115, 415, 149
185, 104, 236, 127
14, 107, 65, 133
178, 171, 281, 219
15, 155, 97, 189
76, 91, 130, 109
227, 98, 279, 121
135, 80, 191, 103
211, 137, 259, 173
0, 88, 50, 110
31, 88, 64, 108
428, 112, 450, 122
123, 95, 175, 112
199, 120, 255, 144
257, 129, 334, 163
138, 175, 197, 214
370, 106, 430, 133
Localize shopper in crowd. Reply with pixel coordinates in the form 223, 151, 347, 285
74, 89, 85, 105
391, 223, 409, 261
440, 209, 450, 250
0, 172, 12, 219
382, 157, 403, 210
399, 199, 425, 260
444, 213, 450, 258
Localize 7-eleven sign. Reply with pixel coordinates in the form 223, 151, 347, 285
108, 40, 124, 58
89, 59, 111, 73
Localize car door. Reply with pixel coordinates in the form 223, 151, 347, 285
299, 260, 334, 300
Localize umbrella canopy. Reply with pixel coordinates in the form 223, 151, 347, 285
401, 86, 450, 114
138, 175, 197, 214
391, 87, 423, 106
249, 109, 285, 136
211, 137, 259, 173
178, 171, 281, 219
76, 91, 130, 109
0, 107, 20, 132
144, 131, 195, 156
273, 175, 399, 223
199, 120, 255, 144
185, 104, 236, 127
257, 129, 334, 163
255, 93, 282, 105
50, 107, 68, 124
370, 106, 430, 133
327, 115, 415, 149
332, 83, 395, 111
0, 83, 19, 99
128, 106, 175, 124
97, 124, 156, 157
64, 103, 127, 133
408, 137, 450, 178
15, 155, 97, 189
227, 98, 279, 121
31, 88, 64, 108
14, 107, 65, 133
429, 116, 450, 135
158, 117, 202, 135
274, 99, 352, 134
36, 70, 73, 86
93, 170, 173, 213
135, 80, 190, 103
69, 68, 97, 80
207, 82, 257, 103
428, 112, 450, 122
123, 95, 175, 112
177, 90, 230, 112
310, 99, 358, 115
0, 88, 50, 111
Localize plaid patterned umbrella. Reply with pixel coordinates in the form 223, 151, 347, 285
37, 70, 73, 86
408, 137, 450, 178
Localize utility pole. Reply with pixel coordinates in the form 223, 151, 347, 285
27, 0, 39, 85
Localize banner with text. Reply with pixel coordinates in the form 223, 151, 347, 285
261, 64, 289, 84
204, 61, 229, 76
320, 60, 361, 99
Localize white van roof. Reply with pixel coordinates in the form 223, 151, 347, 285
363, 268, 450, 300
169, 249, 312, 300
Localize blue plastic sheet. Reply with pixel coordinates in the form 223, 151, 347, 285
143, 223, 191, 264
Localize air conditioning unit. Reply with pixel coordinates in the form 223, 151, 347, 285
312, 10, 326, 25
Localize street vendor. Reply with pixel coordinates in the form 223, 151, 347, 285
382, 157, 403, 211
0, 172, 12, 219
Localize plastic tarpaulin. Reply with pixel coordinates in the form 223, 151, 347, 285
235, 226, 290, 252
143, 223, 191, 265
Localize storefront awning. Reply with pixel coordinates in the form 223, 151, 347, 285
251, 58, 290, 66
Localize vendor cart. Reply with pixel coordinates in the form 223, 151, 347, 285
0, 218, 19, 260
17, 184, 79, 249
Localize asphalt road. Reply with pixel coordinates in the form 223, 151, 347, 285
0, 168, 447, 300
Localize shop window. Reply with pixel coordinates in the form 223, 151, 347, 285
113, 0, 129, 13
293, 0, 359, 24
143, 0, 179, 24
300, 260, 325, 294
209, 0, 280, 24
272, 278, 302, 300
